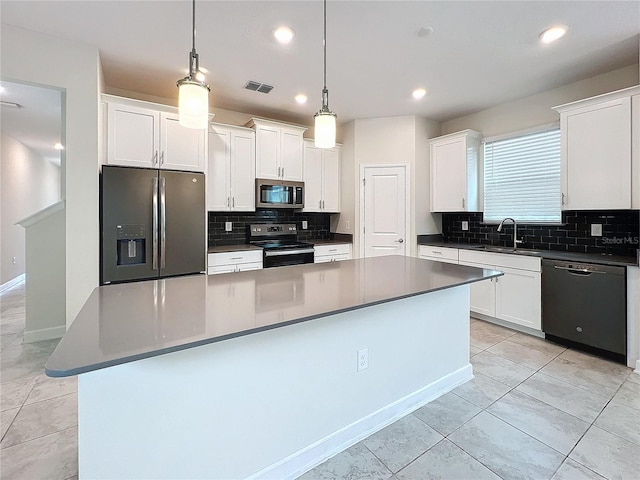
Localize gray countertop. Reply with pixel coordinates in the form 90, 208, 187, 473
45, 256, 500, 377
207, 244, 263, 254
418, 241, 638, 267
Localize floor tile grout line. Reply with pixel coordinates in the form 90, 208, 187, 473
0, 425, 78, 453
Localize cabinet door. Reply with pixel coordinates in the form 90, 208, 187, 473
208, 265, 237, 275
107, 103, 159, 168
229, 130, 255, 211
281, 129, 304, 181
236, 262, 263, 272
430, 137, 467, 212
563, 97, 631, 209
303, 143, 323, 212
458, 260, 496, 316
495, 266, 541, 330
322, 147, 341, 212
160, 113, 206, 172
207, 128, 231, 211
255, 125, 280, 180
632, 94, 639, 209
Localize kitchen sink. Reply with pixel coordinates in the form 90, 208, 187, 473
469, 245, 545, 256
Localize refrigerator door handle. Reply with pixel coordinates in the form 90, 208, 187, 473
152, 176, 159, 270
160, 176, 167, 269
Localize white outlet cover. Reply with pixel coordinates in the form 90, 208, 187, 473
225, 222, 232, 232
590, 224, 603, 236
346, 220, 351, 230
357, 348, 369, 372
462, 221, 469, 231
302, 221, 308, 229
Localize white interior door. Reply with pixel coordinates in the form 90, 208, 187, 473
362, 165, 408, 258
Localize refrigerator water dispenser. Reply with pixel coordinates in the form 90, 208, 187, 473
116, 225, 146, 266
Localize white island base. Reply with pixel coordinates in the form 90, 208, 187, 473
79, 285, 472, 479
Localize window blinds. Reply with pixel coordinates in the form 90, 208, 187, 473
483, 128, 561, 223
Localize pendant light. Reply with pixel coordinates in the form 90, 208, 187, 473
176, 0, 210, 129
314, 0, 337, 148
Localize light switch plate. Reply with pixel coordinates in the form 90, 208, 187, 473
590, 224, 602, 236
302, 221, 308, 230
462, 221, 469, 231
225, 222, 232, 232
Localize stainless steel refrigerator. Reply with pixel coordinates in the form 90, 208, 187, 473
100, 165, 205, 284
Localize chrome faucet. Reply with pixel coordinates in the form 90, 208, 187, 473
497, 218, 523, 250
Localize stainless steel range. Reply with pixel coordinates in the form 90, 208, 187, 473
249, 224, 314, 268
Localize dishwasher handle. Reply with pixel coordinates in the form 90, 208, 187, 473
553, 265, 606, 275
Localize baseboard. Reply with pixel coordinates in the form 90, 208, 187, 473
471, 312, 544, 338
23, 325, 65, 343
635, 359, 640, 375
0, 274, 25, 294
248, 364, 473, 480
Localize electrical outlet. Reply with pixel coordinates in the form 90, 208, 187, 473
357, 348, 369, 372
302, 220, 308, 230
225, 222, 232, 232
461, 221, 469, 231
345, 220, 351, 230
590, 224, 602, 236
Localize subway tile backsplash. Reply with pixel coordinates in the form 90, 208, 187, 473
442, 210, 639, 257
208, 210, 331, 247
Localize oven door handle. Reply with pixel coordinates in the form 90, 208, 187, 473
264, 248, 315, 257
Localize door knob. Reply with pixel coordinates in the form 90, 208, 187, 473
395, 238, 404, 243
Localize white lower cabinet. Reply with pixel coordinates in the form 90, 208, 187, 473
419, 245, 542, 331
418, 245, 459, 264
314, 244, 352, 263
207, 250, 263, 275
459, 250, 541, 331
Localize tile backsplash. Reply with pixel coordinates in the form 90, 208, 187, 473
208, 210, 331, 247
442, 210, 639, 257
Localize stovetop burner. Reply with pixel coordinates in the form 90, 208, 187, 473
248, 224, 314, 251
255, 240, 314, 250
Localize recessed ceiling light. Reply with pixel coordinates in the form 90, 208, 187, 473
295, 94, 307, 104
54, 143, 64, 150
412, 88, 427, 99
274, 26, 295, 45
417, 26, 434, 38
539, 25, 568, 44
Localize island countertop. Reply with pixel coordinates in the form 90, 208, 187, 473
45, 255, 501, 377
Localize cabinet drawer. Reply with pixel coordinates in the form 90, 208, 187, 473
208, 250, 263, 267
418, 245, 459, 263
314, 243, 351, 257
458, 250, 540, 272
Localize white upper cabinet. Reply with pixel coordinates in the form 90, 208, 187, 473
632, 93, 640, 209
207, 124, 255, 212
105, 97, 206, 172
303, 141, 341, 212
553, 86, 639, 210
429, 130, 482, 212
247, 118, 307, 182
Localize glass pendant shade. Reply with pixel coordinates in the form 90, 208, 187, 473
178, 80, 209, 129
314, 111, 336, 148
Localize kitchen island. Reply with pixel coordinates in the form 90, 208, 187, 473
46, 255, 501, 479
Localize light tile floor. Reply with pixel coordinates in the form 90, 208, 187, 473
1, 281, 639, 480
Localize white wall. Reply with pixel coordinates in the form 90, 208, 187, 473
0, 134, 60, 284
442, 64, 639, 137
1, 24, 102, 327
337, 116, 442, 257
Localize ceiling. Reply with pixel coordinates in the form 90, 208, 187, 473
0, 81, 63, 166
1, 0, 639, 133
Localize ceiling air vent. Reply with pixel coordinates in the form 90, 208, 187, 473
244, 81, 274, 94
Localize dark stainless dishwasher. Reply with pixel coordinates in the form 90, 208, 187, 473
542, 259, 626, 362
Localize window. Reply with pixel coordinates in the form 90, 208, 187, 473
483, 127, 561, 223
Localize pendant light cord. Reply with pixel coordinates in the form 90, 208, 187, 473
192, 0, 196, 54
323, 0, 327, 91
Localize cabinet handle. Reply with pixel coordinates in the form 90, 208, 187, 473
462, 198, 465, 209
154, 151, 158, 165
277, 166, 281, 178
329, 249, 337, 252
431, 250, 443, 255
322, 200, 325, 209
319, 200, 322, 208
227, 197, 230, 207
160, 151, 165, 166
232, 197, 235, 207
282, 167, 285, 178
230, 257, 243, 260
562, 193, 565, 206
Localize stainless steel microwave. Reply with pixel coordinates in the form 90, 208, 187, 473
255, 179, 304, 209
